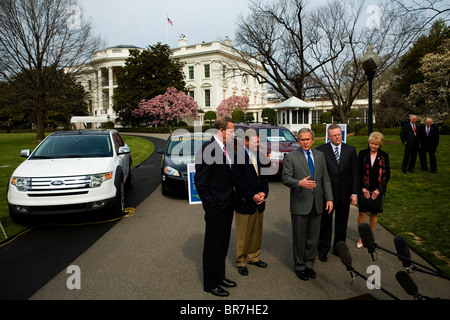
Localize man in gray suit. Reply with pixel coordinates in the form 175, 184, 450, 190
282, 128, 333, 281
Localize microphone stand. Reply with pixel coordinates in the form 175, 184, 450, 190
370, 242, 450, 281
343, 263, 400, 300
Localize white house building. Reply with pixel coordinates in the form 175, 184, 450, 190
73, 36, 268, 127
72, 35, 371, 129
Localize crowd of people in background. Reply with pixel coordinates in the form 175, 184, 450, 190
194, 115, 439, 297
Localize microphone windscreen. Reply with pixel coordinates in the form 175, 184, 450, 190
394, 236, 412, 268
358, 223, 375, 250
336, 241, 352, 267
396, 271, 418, 296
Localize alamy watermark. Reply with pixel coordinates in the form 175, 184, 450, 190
366, 5, 381, 30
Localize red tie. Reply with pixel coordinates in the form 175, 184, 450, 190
413, 124, 417, 135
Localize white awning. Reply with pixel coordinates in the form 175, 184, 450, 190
271, 97, 316, 109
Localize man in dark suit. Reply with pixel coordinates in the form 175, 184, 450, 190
233, 131, 270, 276
400, 115, 419, 173
316, 124, 359, 262
419, 117, 439, 173
195, 116, 236, 297
282, 128, 333, 281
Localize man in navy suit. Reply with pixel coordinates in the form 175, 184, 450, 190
400, 115, 419, 173
316, 124, 359, 262
419, 117, 440, 173
195, 116, 236, 297
233, 131, 270, 276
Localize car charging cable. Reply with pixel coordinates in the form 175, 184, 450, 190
0, 207, 135, 248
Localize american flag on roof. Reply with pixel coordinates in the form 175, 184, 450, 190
167, 17, 173, 26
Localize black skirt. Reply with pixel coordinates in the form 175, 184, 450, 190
358, 191, 384, 213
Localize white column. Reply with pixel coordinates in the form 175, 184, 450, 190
97, 68, 103, 115
108, 67, 114, 116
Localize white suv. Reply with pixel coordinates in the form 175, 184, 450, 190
7, 130, 132, 223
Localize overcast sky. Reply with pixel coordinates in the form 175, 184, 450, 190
78, 0, 253, 49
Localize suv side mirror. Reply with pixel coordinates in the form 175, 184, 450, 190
118, 146, 131, 154
20, 149, 30, 157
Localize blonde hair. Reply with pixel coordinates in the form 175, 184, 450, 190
368, 132, 384, 147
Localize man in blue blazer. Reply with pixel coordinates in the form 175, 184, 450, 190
195, 116, 236, 297
233, 131, 270, 276
282, 128, 333, 281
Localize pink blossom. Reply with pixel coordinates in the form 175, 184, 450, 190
133, 87, 199, 125
216, 95, 249, 117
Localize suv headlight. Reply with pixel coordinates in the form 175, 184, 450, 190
268, 151, 284, 160
91, 172, 113, 188
164, 166, 180, 177
11, 177, 28, 192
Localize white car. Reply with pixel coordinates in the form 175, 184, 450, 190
7, 130, 132, 223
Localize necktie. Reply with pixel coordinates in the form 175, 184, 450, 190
413, 124, 417, 135
334, 146, 340, 164
307, 151, 314, 179
223, 145, 227, 156
251, 152, 259, 176
427, 127, 430, 136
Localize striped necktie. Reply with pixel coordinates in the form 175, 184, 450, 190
334, 146, 340, 164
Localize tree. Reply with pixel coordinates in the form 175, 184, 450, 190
204, 110, 217, 125
113, 43, 186, 126
0, 69, 87, 130
132, 87, 198, 126
0, 0, 101, 141
409, 38, 450, 114
261, 108, 277, 124
216, 95, 249, 117
233, 0, 446, 123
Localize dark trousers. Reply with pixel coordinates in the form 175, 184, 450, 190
402, 145, 418, 172
203, 203, 234, 291
419, 146, 437, 172
318, 202, 350, 255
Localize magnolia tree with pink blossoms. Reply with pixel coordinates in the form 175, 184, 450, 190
216, 95, 249, 117
133, 87, 199, 126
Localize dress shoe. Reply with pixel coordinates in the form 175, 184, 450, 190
305, 268, 316, 279
205, 286, 229, 297
249, 260, 268, 268
318, 253, 327, 262
295, 270, 308, 281
221, 278, 237, 287
237, 266, 248, 276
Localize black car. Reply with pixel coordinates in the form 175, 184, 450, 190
158, 132, 212, 195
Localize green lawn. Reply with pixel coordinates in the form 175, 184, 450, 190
0, 133, 154, 240
314, 134, 450, 274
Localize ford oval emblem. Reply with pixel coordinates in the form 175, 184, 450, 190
51, 180, 65, 186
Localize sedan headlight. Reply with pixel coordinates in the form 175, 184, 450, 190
10, 177, 29, 192
164, 166, 180, 177
268, 151, 284, 160
91, 172, 113, 188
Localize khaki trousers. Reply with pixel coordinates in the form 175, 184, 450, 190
235, 210, 264, 267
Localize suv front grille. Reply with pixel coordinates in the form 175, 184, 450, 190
27, 176, 91, 193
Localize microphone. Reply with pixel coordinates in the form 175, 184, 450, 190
358, 223, 377, 260
336, 241, 400, 300
394, 236, 413, 269
336, 241, 353, 271
358, 225, 450, 281
395, 271, 435, 300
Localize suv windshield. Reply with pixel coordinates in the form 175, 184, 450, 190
31, 135, 113, 159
